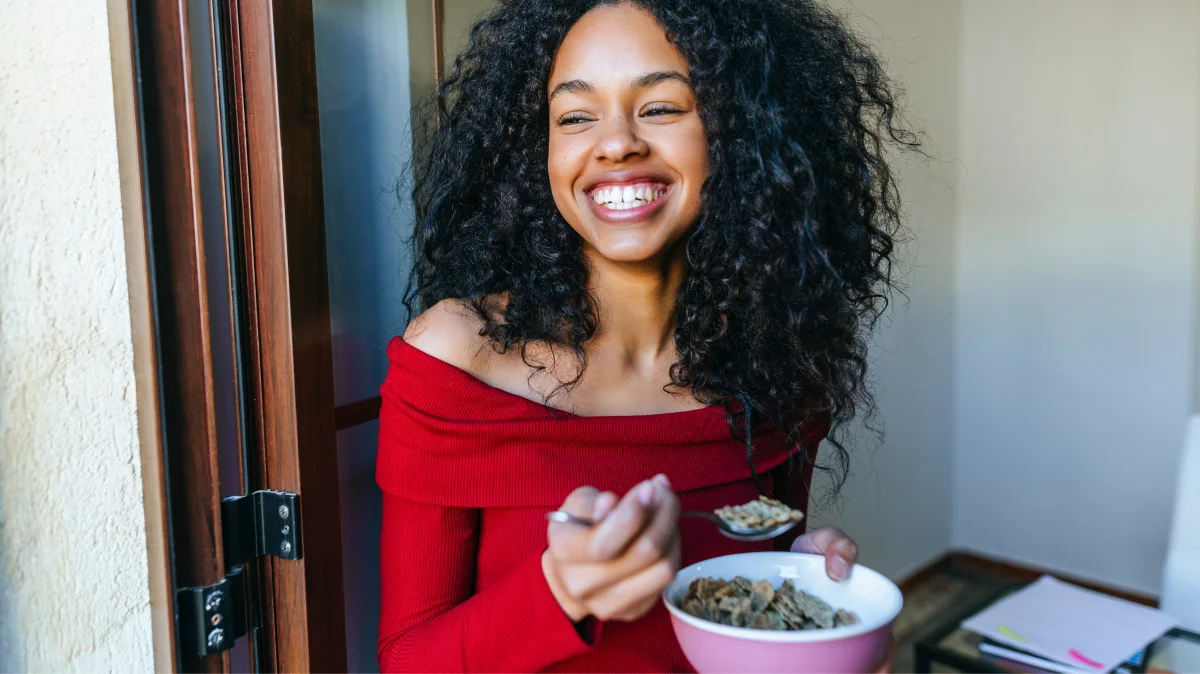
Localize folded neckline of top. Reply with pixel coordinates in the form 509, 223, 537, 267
389, 336, 726, 422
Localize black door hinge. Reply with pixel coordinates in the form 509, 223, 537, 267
175, 490, 302, 660
221, 488, 303, 566
177, 566, 249, 658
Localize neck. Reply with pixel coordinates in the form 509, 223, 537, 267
585, 245, 686, 366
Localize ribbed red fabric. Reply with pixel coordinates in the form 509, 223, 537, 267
376, 337, 826, 672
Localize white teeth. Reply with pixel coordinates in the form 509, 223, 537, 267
590, 184, 667, 209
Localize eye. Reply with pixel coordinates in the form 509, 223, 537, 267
556, 112, 594, 126
640, 103, 685, 118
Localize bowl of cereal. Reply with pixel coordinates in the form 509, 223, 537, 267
662, 552, 902, 673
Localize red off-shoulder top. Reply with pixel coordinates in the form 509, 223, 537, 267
376, 337, 826, 672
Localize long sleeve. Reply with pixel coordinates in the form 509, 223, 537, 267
377, 492, 596, 672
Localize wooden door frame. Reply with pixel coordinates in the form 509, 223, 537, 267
109, 0, 233, 670
113, 0, 451, 669
112, 0, 348, 669
222, 1, 347, 669
107, 0, 176, 669
222, 0, 450, 666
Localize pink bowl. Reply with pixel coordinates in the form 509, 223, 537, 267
663, 552, 902, 673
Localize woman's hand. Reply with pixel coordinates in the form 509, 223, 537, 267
791, 526, 858, 581
542, 475, 681, 623
794, 528, 893, 673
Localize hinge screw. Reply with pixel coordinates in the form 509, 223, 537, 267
278, 504, 290, 520
210, 613, 222, 626
281, 525, 290, 535
280, 540, 292, 555
208, 628, 225, 649
205, 591, 223, 612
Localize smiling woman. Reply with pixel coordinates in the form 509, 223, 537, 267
377, 0, 915, 671
546, 11, 708, 264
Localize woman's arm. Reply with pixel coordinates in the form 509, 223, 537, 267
377, 493, 595, 672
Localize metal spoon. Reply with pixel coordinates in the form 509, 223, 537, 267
545, 509, 802, 542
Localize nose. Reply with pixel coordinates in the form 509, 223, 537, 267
593, 115, 649, 163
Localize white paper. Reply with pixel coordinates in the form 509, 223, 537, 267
961, 576, 1178, 672
978, 642, 1091, 674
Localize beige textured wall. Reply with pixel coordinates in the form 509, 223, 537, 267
952, 0, 1200, 593
0, 0, 153, 669
807, 0, 963, 581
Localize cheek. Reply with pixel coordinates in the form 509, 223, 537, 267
683, 125, 711, 186
547, 135, 586, 198
652, 120, 710, 193
671, 124, 710, 217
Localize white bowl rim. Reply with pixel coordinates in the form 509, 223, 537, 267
661, 551, 903, 643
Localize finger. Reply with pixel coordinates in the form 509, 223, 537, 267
560, 501, 681, 600
790, 526, 846, 554
605, 477, 680, 578
587, 480, 657, 561
560, 486, 602, 519
548, 487, 603, 561
580, 491, 682, 618
624, 476, 680, 564
791, 527, 857, 581
592, 491, 618, 520
824, 535, 857, 582
587, 556, 677, 622
604, 527, 682, 621
612, 594, 661, 623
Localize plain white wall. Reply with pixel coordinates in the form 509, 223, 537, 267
952, 0, 1200, 595
0, 0, 152, 668
807, 0, 962, 581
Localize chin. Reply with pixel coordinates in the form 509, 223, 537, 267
588, 230, 674, 264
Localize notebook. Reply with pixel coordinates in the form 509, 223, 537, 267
961, 576, 1177, 672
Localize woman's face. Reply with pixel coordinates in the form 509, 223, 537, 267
546, 3, 710, 265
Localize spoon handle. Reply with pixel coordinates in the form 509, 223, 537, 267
546, 510, 714, 527
545, 510, 597, 527
546, 508, 795, 542
679, 510, 724, 524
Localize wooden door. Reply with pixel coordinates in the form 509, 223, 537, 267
115, 0, 286, 670
118, 0, 499, 669
219, 0, 498, 670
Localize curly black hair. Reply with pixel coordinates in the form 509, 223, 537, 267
405, 0, 918, 493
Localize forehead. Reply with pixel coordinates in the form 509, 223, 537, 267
548, 4, 689, 87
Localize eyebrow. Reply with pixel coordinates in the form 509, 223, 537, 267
548, 70, 691, 101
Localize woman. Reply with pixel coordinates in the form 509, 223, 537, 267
376, 0, 913, 670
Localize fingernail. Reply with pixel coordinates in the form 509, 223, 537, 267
830, 557, 852, 581
653, 473, 671, 488
638, 481, 655, 505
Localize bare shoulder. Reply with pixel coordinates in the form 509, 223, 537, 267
402, 298, 493, 374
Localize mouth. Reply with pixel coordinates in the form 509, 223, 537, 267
584, 180, 673, 223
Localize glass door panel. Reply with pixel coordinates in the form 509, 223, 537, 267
311, 1, 498, 667
312, 1, 428, 668
314, 0, 417, 408
336, 421, 384, 673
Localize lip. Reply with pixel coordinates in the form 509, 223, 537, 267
582, 169, 675, 225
